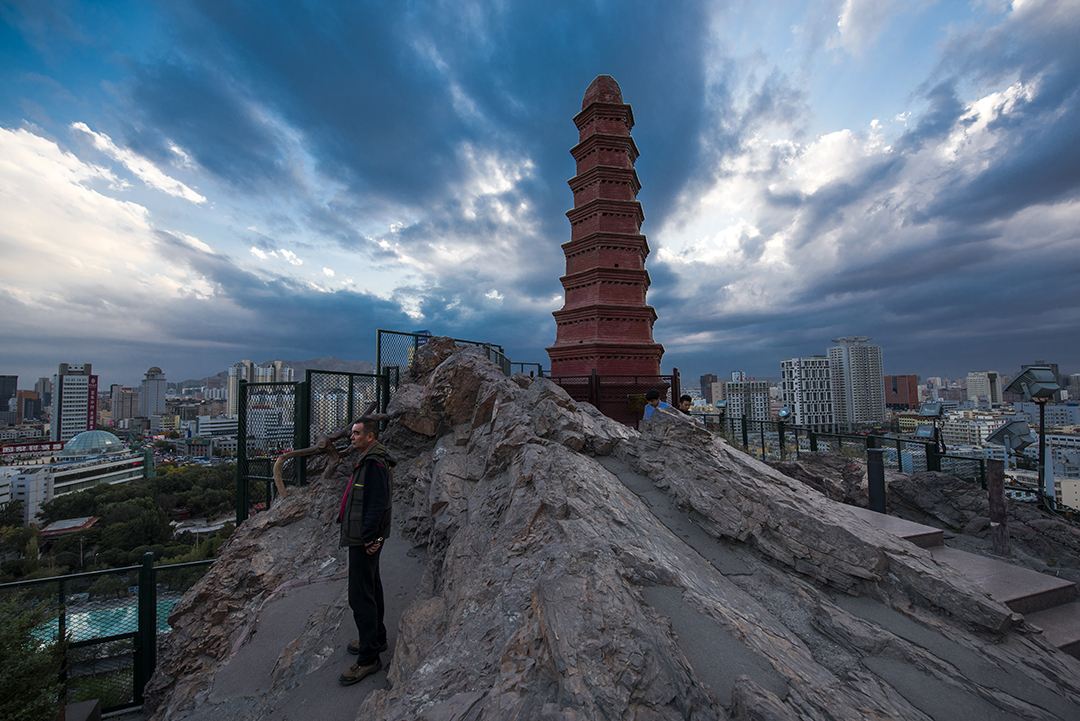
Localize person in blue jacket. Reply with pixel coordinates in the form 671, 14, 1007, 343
642, 388, 673, 421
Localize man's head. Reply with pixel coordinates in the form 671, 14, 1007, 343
645, 389, 661, 407
679, 394, 692, 412
350, 418, 380, 452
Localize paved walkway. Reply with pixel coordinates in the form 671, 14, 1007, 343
183, 520, 427, 721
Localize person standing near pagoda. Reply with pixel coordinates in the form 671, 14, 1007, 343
642, 389, 674, 421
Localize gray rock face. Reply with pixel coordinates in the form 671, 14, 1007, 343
890, 471, 1080, 583
768, 453, 868, 506
147, 348, 1080, 721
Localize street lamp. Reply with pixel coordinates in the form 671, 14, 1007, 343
1004, 366, 1061, 508
986, 418, 1036, 471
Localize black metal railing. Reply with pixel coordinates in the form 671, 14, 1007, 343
376, 329, 515, 378
509, 362, 545, 377
0, 555, 213, 713
692, 414, 987, 486
235, 380, 300, 523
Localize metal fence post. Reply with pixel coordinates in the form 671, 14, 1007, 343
375, 330, 383, 377
135, 552, 157, 704
235, 379, 249, 524
380, 369, 391, 416
777, 421, 786, 461
672, 368, 681, 404
926, 442, 941, 472
895, 437, 904, 472
57, 578, 67, 691
809, 429, 818, 453
295, 380, 309, 485
979, 459, 987, 490
589, 369, 599, 407
987, 459, 1008, 555
867, 447, 886, 513
759, 422, 766, 459
741, 416, 749, 450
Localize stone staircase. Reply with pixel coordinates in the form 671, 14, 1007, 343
848, 506, 1080, 658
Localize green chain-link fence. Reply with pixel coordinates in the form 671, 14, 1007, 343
0, 555, 213, 713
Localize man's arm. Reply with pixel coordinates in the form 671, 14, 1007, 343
360, 459, 390, 544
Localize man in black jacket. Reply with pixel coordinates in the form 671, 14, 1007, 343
338, 417, 395, 686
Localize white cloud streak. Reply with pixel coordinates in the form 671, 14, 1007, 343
71, 121, 207, 204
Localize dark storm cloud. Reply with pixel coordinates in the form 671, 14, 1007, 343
918, 1, 1080, 222
125, 60, 289, 191
126, 0, 711, 235
152, 231, 415, 356
895, 81, 962, 152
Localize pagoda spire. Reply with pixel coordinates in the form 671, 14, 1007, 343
547, 75, 664, 377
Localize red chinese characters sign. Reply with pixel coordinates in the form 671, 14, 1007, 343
87, 374, 98, 430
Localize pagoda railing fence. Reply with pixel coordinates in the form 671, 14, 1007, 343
548, 369, 680, 428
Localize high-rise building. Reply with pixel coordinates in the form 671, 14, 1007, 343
110, 384, 140, 422
780, 356, 834, 431
0, 376, 16, 418
709, 381, 726, 405
700, 374, 719, 405
35, 377, 53, 408
227, 360, 256, 417
827, 337, 884, 429
725, 378, 770, 424
14, 390, 41, 424
50, 363, 97, 441
139, 367, 167, 417
269, 360, 295, 383
966, 371, 1002, 406
884, 374, 920, 409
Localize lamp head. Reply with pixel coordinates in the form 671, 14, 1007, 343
1004, 366, 1060, 401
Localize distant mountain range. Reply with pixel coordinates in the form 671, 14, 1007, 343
175, 357, 374, 389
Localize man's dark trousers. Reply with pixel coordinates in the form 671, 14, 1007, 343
348, 544, 386, 664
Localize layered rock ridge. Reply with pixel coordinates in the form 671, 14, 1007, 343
147, 344, 1080, 721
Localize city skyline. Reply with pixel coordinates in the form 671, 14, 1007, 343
1, 2, 1079, 384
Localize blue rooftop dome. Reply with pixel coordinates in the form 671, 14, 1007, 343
61, 430, 126, 457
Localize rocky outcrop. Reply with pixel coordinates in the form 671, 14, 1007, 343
890, 471, 1080, 583
768, 453, 868, 506
146, 345, 1080, 721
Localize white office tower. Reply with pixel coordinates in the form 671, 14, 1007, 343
827, 337, 885, 429
780, 356, 834, 431
50, 363, 97, 441
725, 378, 770, 422
226, 360, 255, 417
966, 371, 1002, 406
139, 367, 167, 417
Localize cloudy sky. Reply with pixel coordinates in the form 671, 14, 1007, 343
1, 0, 1078, 387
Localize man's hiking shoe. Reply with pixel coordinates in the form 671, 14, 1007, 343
348, 639, 388, 655
338, 658, 381, 686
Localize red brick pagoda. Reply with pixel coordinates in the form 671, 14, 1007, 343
547, 75, 664, 377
